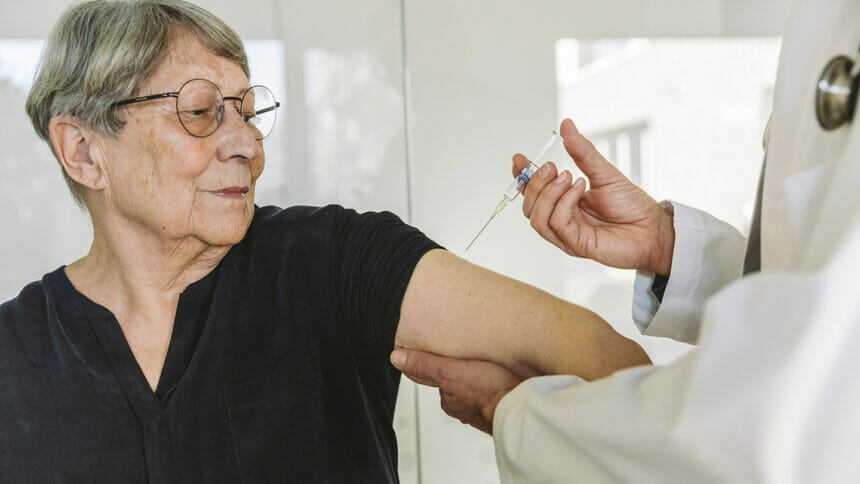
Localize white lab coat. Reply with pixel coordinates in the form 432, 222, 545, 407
492, 1, 860, 482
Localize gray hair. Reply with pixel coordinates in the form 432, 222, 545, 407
25, 0, 250, 207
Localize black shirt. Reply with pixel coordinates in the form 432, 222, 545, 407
0, 205, 440, 483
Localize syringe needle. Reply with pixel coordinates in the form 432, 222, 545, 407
465, 199, 508, 251
465, 132, 562, 252
465, 213, 497, 252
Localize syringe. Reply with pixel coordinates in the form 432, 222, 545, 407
465, 131, 564, 251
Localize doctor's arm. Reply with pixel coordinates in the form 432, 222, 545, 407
393, 249, 651, 383
394, 216, 860, 481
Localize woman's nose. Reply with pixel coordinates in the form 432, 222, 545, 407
215, 103, 262, 163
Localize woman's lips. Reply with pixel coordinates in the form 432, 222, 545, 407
210, 186, 250, 199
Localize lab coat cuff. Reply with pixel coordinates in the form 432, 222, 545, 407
643, 201, 745, 345
630, 200, 674, 334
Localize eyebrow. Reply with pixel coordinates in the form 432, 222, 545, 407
225, 87, 253, 96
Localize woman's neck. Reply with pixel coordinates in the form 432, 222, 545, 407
65, 214, 229, 318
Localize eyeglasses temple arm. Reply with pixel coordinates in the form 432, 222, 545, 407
254, 102, 281, 116
110, 92, 178, 108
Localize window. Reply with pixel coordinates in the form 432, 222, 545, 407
555, 38, 781, 363
556, 38, 780, 232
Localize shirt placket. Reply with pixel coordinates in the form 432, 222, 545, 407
85, 307, 181, 483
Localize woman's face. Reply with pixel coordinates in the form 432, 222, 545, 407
94, 33, 265, 247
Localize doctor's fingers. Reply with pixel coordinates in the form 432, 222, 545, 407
390, 348, 459, 388
511, 153, 529, 178
521, 161, 559, 218
547, 177, 588, 250
559, 118, 627, 188
439, 390, 492, 434
528, 171, 576, 250
402, 373, 439, 387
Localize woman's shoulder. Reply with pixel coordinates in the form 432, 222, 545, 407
246, 204, 408, 243
243, 204, 348, 247
229, 205, 352, 265
252, 204, 408, 229
234, 204, 413, 267
0, 274, 54, 349
250, 204, 355, 231
1, 278, 50, 321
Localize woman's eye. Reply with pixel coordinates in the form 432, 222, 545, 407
183, 106, 212, 117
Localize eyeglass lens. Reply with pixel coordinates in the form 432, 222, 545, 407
176, 79, 278, 140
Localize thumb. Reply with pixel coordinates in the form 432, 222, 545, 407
559, 118, 627, 187
390, 348, 451, 388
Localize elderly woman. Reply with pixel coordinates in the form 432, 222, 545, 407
1, 0, 649, 482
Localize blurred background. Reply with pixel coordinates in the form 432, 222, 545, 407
0, 0, 792, 482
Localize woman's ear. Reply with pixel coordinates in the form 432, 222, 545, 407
48, 116, 107, 192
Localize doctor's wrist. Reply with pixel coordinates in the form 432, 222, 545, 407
647, 202, 675, 276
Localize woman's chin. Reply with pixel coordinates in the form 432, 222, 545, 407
197, 212, 253, 247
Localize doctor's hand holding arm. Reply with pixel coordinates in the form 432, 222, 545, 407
390, 349, 521, 435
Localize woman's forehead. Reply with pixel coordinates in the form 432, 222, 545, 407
147, 38, 250, 95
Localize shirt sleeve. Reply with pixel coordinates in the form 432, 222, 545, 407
330, 208, 442, 356
493, 214, 860, 483
631, 201, 747, 344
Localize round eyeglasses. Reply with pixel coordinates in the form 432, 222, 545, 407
110, 78, 280, 140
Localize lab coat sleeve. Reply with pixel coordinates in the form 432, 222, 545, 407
493, 211, 860, 484
631, 201, 747, 344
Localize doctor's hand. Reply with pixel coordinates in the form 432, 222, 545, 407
390, 348, 522, 435
514, 118, 675, 275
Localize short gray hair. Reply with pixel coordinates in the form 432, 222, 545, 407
25, 0, 250, 206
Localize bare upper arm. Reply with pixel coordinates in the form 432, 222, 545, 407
395, 249, 650, 380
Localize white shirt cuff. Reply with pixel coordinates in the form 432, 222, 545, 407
632, 270, 662, 333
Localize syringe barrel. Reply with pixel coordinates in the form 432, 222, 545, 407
504, 160, 541, 200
